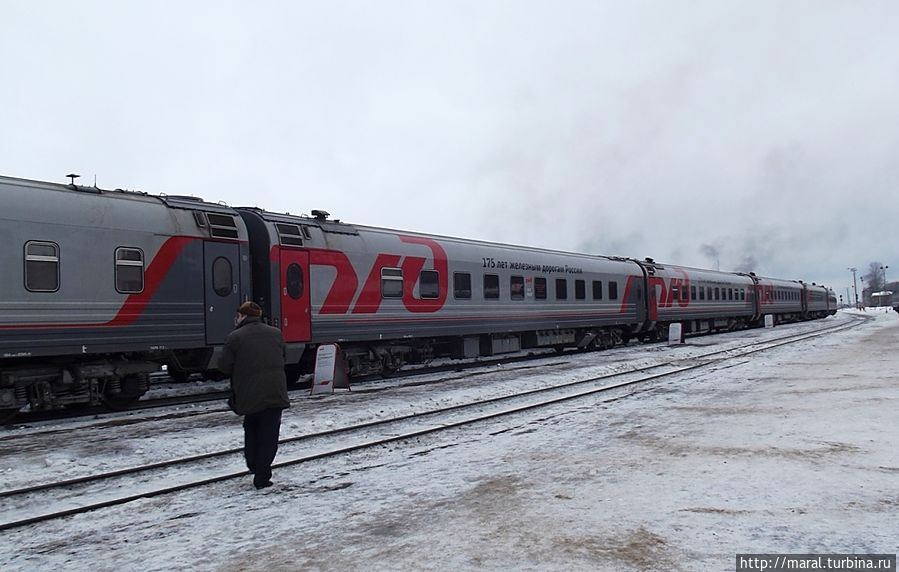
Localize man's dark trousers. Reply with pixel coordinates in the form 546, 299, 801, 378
243, 408, 282, 488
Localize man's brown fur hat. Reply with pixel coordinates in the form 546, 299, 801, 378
237, 301, 263, 317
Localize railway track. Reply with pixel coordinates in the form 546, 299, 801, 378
0, 313, 867, 532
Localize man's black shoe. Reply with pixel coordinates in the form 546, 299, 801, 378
255, 481, 274, 490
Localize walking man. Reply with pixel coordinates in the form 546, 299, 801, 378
220, 301, 290, 489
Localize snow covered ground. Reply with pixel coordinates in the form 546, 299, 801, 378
1, 309, 897, 571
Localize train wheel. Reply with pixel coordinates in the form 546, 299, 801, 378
380, 354, 403, 378
0, 408, 19, 424
101, 375, 146, 411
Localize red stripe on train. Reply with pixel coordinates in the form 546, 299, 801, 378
0, 236, 197, 330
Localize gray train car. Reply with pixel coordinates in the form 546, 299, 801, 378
0, 175, 251, 418
752, 275, 805, 324
803, 283, 834, 319
237, 208, 647, 377
635, 260, 758, 337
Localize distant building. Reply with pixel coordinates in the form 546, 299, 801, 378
871, 290, 894, 307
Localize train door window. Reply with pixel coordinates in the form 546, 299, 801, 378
555, 278, 568, 300
740, 289, 745, 300
381, 267, 403, 298
728, 288, 733, 300
419, 270, 439, 299
535, 277, 547, 300
453, 272, 471, 299
510, 275, 525, 300
592, 280, 603, 300
575, 279, 586, 300
671, 285, 679, 301
115, 247, 144, 294
24, 241, 60, 292
699, 286, 705, 300
484, 274, 500, 299
608, 281, 619, 300
285, 263, 304, 299
212, 257, 233, 297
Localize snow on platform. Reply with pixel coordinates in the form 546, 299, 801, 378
1, 310, 897, 571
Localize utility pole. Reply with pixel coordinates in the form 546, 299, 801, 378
848, 267, 859, 309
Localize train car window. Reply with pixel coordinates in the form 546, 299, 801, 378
276, 223, 304, 247
115, 247, 144, 294
592, 280, 603, 300
699, 286, 705, 301
24, 241, 60, 292
575, 279, 585, 300
555, 278, 568, 300
728, 288, 733, 301
453, 272, 471, 299
484, 274, 500, 299
419, 270, 439, 299
691, 285, 696, 300
714, 287, 720, 301
671, 286, 679, 301
510, 276, 525, 300
608, 281, 619, 300
212, 257, 233, 297
192, 211, 207, 228
381, 267, 403, 298
301, 226, 313, 239
535, 277, 547, 300
286, 263, 304, 299
740, 289, 745, 301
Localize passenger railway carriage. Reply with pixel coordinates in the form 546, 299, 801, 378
0, 175, 837, 418
237, 207, 647, 377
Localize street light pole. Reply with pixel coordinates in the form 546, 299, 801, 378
848, 267, 859, 309
882, 265, 890, 307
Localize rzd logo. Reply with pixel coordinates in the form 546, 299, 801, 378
310, 236, 448, 315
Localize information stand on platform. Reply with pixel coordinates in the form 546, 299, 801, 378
668, 323, 685, 345
310, 344, 351, 395
764, 315, 774, 329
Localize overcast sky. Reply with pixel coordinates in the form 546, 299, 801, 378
2, 1, 897, 297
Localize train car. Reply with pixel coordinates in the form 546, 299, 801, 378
634, 259, 757, 338
235, 208, 647, 377
0, 175, 251, 419
752, 275, 804, 324
803, 283, 833, 319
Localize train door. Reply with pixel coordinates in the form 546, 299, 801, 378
204, 241, 242, 345
280, 249, 311, 342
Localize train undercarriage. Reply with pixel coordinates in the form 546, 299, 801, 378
0, 356, 157, 423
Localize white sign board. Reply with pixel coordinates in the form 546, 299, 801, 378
668, 323, 684, 345
311, 344, 350, 395
764, 314, 774, 329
